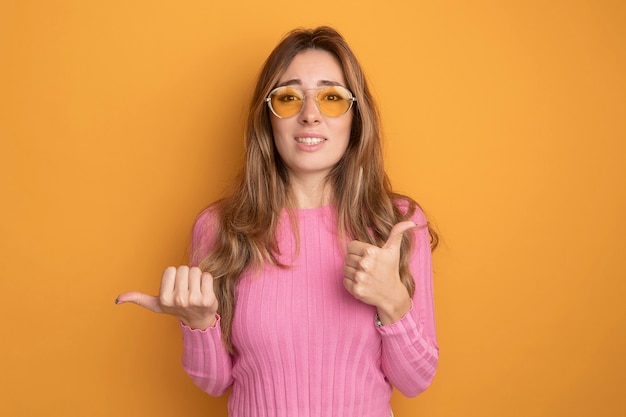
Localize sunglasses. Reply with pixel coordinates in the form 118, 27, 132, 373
265, 85, 356, 119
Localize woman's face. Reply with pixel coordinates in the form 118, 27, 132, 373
270, 49, 353, 181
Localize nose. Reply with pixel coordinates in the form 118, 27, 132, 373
299, 92, 321, 124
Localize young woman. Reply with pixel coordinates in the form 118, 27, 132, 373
116, 26, 439, 417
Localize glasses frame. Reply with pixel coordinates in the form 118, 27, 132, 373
265, 85, 357, 119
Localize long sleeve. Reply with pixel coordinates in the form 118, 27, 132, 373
180, 208, 235, 396
181, 318, 234, 396
378, 207, 439, 396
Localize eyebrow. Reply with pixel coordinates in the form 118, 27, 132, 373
276, 79, 343, 88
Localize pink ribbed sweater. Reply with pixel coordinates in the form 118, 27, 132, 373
181, 204, 438, 417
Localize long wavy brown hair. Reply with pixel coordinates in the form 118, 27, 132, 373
198, 26, 438, 353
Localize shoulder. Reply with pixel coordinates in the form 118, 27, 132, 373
193, 204, 220, 236
195, 204, 219, 226
393, 196, 427, 227
190, 204, 221, 266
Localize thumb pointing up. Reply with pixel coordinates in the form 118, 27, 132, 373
343, 220, 417, 311
382, 221, 418, 252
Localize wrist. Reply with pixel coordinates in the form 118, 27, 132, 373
376, 293, 411, 326
182, 314, 218, 330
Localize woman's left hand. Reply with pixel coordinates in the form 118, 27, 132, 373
343, 221, 416, 325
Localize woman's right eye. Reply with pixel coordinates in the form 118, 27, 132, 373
278, 94, 299, 102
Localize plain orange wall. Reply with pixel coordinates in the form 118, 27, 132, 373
1, 1, 625, 416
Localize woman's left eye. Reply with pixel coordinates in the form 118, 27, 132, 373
322, 94, 339, 101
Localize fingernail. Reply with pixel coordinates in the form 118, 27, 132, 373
114, 298, 121, 305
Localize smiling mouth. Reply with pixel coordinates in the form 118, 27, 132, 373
295, 137, 325, 145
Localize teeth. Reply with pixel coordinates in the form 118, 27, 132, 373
296, 137, 325, 145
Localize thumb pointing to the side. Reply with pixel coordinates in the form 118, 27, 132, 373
115, 291, 163, 313
382, 221, 417, 252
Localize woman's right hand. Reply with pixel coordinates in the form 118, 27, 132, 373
116, 266, 218, 330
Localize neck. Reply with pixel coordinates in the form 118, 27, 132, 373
288, 174, 332, 209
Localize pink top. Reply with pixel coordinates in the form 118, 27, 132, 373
181, 203, 438, 417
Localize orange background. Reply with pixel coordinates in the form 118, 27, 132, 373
1, 1, 625, 416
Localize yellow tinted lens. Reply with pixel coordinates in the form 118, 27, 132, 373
270, 87, 303, 118
317, 86, 352, 117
